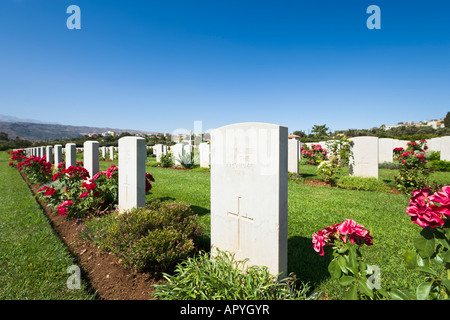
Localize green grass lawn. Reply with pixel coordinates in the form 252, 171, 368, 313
4, 152, 450, 299
0, 151, 96, 299
140, 160, 449, 298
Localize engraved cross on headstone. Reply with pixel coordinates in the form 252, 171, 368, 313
227, 196, 253, 250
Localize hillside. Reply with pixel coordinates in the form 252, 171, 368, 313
0, 121, 158, 142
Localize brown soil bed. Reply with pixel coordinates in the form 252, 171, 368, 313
21, 172, 164, 300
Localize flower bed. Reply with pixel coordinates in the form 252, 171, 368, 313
7, 149, 204, 299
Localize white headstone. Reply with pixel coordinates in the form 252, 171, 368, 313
349, 136, 379, 178
393, 139, 408, 150
118, 137, 146, 212
184, 143, 192, 154
378, 138, 395, 163
83, 141, 99, 180
441, 136, 450, 161
210, 122, 288, 277
101, 146, 107, 158
427, 137, 442, 153
54, 145, 63, 167
155, 144, 163, 162
171, 143, 184, 166
183, 144, 193, 165
109, 146, 114, 160
46, 146, 54, 164
65, 143, 76, 168
199, 142, 210, 168
288, 139, 300, 174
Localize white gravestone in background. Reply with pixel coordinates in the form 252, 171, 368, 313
54, 145, 63, 167
84, 141, 99, 180
46, 146, 54, 164
154, 144, 163, 162
65, 143, 76, 168
441, 136, 450, 161
118, 137, 146, 212
349, 136, 379, 178
109, 146, 114, 160
171, 143, 184, 166
199, 142, 210, 168
184, 144, 193, 165
288, 139, 300, 174
428, 137, 442, 153
392, 139, 408, 150
210, 122, 288, 278
378, 138, 394, 164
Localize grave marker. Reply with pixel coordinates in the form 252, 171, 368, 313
349, 136, 379, 178
199, 142, 210, 168
109, 146, 114, 160
441, 136, 450, 161
288, 138, 300, 174
83, 141, 99, 180
118, 137, 146, 212
54, 145, 63, 167
171, 143, 184, 166
65, 143, 76, 168
46, 146, 54, 164
210, 122, 288, 277
428, 137, 442, 153
378, 138, 394, 163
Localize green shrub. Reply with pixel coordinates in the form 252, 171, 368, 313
426, 151, 440, 161
378, 162, 400, 170
160, 152, 173, 168
147, 161, 160, 167
336, 176, 390, 193
430, 160, 450, 172
152, 249, 313, 300
81, 200, 203, 272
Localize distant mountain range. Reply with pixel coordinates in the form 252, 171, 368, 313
0, 114, 61, 125
0, 114, 159, 141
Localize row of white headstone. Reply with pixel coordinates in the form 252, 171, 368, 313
303, 136, 450, 165
19, 126, 450, 279
20, 125, 288, 277
24, 143, 119, 178
348, 136, 450, 179
23, 139, 146, 213
26, 144, 117, 162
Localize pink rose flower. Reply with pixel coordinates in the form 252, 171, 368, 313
312, 229, 328, 256
406, 188, 445, 228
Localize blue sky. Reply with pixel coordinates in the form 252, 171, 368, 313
0, 0, 449, 135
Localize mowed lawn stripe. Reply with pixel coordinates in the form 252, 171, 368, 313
0, 151, 96, 300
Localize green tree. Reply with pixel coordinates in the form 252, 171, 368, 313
292, 130, 307, 138
311, 124, 329, 137
444, 112, 450, 128
0, 132, 8, 141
